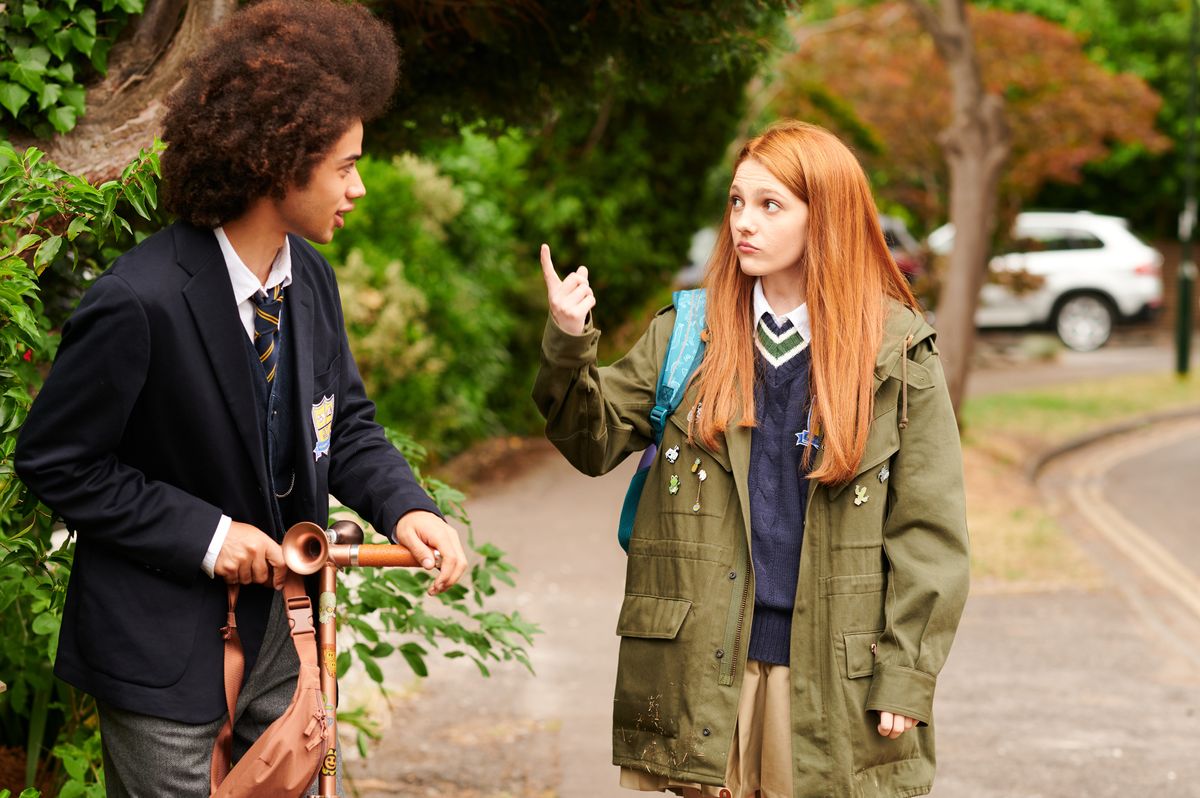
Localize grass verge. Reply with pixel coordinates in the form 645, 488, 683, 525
960, 372, 1199, 593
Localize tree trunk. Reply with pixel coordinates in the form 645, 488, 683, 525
8, 0, 237, 183
903, 0, 1011, 414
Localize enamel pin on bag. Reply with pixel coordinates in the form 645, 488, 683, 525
616, 289, 707, 552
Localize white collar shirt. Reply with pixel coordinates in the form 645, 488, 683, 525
752, 277, 812, 341
214, 226, 294, 341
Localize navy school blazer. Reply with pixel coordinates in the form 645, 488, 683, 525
15, 222, 441, 722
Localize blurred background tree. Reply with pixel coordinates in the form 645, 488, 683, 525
772, 4, 1168, 234
975, 0, 1188, 237
795, 0, 1183, 237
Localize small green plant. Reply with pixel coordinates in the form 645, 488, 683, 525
330, 429, 539, 757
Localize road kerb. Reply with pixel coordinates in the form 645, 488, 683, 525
1049, 416, 1200, 625
1027, 404, 1200, 481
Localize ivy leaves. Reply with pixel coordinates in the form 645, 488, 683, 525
0, 0, 145, 136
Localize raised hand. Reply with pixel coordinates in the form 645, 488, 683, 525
540, 243, 595, 336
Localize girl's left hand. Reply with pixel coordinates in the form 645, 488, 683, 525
877, 711, 917, 739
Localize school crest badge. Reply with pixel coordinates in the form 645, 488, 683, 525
311, 394, 335, 461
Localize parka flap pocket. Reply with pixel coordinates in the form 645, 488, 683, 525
667, 412, 732, 472
875, 356, 933, 390
843, 629, 882, 679
829, 424, 900, 500
616, 594, 692, 639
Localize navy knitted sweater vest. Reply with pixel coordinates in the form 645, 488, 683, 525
747, 316, 812, 666
243, 301, 297, 539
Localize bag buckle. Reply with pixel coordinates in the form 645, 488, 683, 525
286, 595, 315, 636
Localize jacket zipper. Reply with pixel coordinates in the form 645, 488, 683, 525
719, 540, 751, 686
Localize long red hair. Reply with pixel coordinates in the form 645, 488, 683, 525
691, 120, 916, 485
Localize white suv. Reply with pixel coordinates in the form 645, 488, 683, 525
927, 211, 1163, 351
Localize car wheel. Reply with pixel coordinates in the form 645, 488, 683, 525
1053, 294, 1114, 352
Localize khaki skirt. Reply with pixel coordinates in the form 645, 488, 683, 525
619, 659, 793, 798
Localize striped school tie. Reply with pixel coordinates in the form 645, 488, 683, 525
252, 285, 284, 383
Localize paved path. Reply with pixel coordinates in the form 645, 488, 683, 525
935, 416, 1200, 798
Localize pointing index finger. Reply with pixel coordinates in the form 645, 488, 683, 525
540, 243, 561, 288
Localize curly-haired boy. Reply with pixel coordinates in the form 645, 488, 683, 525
16, 2, 467, 794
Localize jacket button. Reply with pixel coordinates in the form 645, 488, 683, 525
715, 649, 724, 659
728, 571, 737, 580
702, 727, 712, 736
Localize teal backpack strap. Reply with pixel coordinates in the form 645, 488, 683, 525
617, 289, 707, 552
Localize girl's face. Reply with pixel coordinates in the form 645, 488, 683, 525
728, 157, 809, 283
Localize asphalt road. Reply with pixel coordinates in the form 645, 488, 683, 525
966, 329, 1198, 397
1103, 426, 1200, 578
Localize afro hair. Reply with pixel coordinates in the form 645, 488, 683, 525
160, 0, 399, 228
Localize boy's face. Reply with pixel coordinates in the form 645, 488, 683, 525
275, 120, 365, 244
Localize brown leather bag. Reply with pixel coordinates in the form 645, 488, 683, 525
209, 572, 332, 798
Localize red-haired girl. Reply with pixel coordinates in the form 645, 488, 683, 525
534, 120, 969, 798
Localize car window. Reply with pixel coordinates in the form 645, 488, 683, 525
1009, 227, 1104, 253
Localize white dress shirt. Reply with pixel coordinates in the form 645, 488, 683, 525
752, 277, 811, 340
202, 228, 294, 578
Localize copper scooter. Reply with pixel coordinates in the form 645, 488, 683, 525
281, 519, 430, 798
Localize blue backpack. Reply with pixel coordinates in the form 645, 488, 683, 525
617, 289, 708, 552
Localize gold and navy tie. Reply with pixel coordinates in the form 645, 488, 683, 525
252, 285, 283, 383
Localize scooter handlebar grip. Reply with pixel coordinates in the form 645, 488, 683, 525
352, 545, 422, 568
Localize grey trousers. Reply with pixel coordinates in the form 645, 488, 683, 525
97, 591, 341, 797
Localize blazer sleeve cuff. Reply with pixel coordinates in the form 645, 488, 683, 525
865, 664, 937, 726
377, 489, 444, 543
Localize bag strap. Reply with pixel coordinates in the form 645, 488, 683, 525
616, 289, 708, 553
210, 584, 243, 791
649, 288, 707, 443
209, 573, 316, 793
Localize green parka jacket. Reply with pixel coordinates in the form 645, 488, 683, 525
532, 299, 970, 798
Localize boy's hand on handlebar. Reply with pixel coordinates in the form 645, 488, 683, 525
540, 243, 595, 336
394, 510, 468, 595
216, 522, 287, 590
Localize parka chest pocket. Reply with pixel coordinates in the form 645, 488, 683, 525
827, 414, 897, 551
827, 368, 927, 551
654, 412, 733, 520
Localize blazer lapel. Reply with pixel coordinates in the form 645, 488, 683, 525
176, 224, 270, 495
286, 262, 318, 517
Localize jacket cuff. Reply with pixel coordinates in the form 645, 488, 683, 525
378, 490, 444, 543
865, 664, 937, 725
540, 315, 600, 367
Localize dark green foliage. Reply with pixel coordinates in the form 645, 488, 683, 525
366, 0, 797, 152
0, 0, 145, 137
517, 68, 751, 333
316, 133, 534, 451
0, 140, 160, 797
